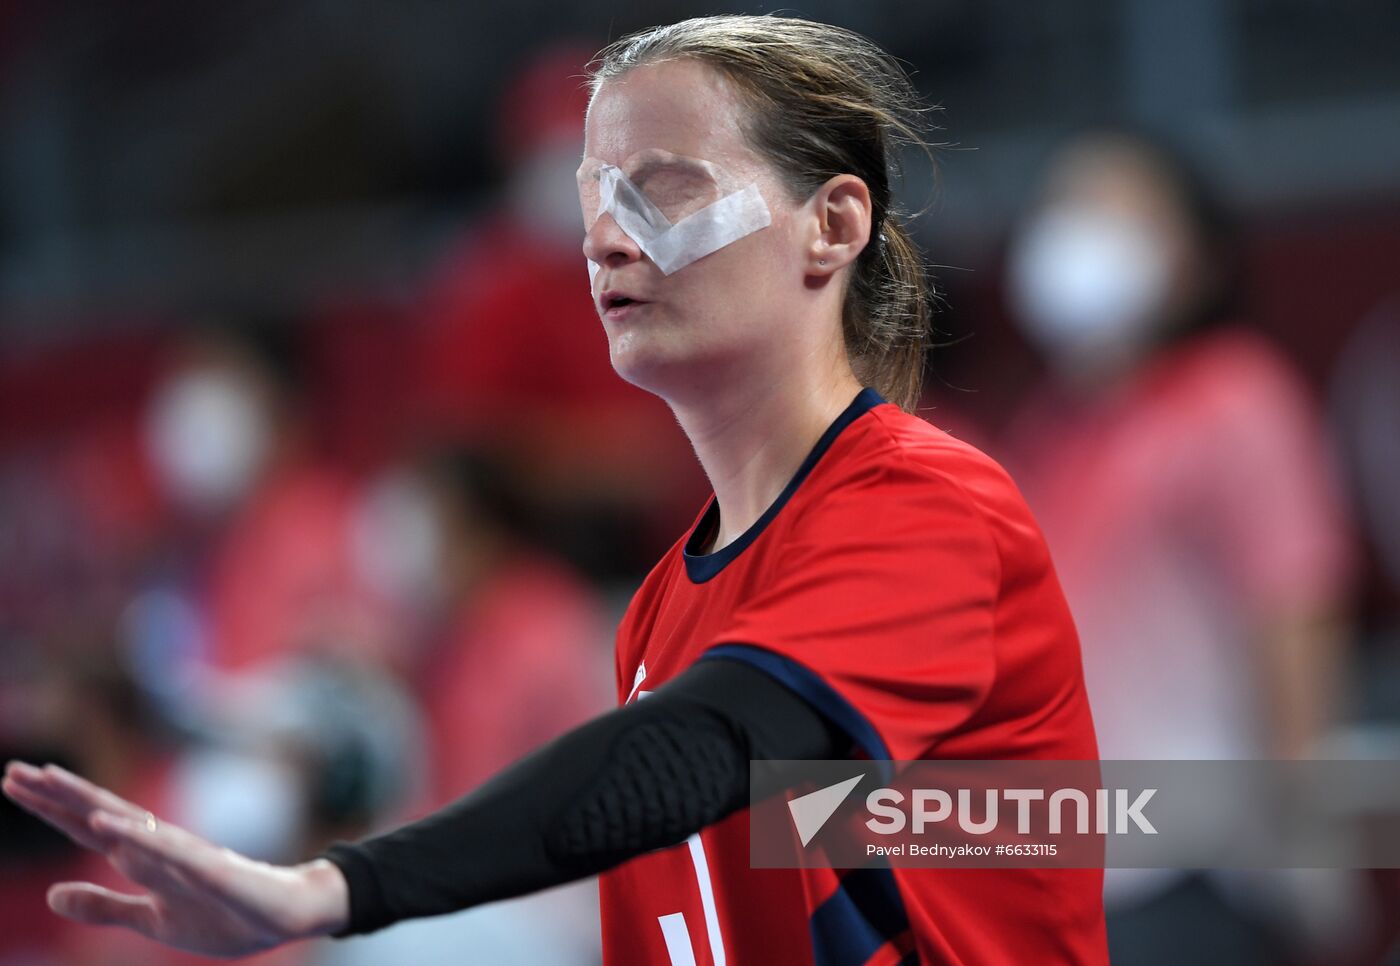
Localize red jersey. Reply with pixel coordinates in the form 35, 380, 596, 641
599, 388, 1107, 965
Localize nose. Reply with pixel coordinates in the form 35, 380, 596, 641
582, 211, 643, 269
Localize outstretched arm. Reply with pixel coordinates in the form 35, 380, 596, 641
323, 654, 845, 934
3, 655, 844, 954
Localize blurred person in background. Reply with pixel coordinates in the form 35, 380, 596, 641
147, 327, 613, 962
139, 318, 371, 680
154, 653, 421, 966
998, 129, 1363, 965
1332, 296, 1400, 709
169, 654, 447, 966
341, 445, 609, 965
411, 43, 707, 579
0, 333, 168, 665
349, 445, 612, 804
1328, 297, 1400, 966
168, 655, 424, 871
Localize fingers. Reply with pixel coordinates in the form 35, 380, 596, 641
5, 761, 159, 855
87, 810, 297, 936
48, 882, 159, 936
4, 766, 205, 901
4, 763, 230, 899
90, 810, 230, 896
2, 773, 111, 852
1, 761, 54, 805
10, 761, 147, 822
93, 817, 199, 899
8, 762, 281, 940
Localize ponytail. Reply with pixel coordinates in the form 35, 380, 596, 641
845, 215, 930, 411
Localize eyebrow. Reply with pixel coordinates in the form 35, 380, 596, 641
578, 155, 712, 187
627, 156, 711, 185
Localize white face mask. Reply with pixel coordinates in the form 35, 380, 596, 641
509, 141, 593, 243
1008, 205, 1171, 361
349, 468, 446, 611
145, 369, 269, 513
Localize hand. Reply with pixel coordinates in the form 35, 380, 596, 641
2, 760, 350, 958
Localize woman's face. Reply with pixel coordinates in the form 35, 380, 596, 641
579, 59, 809, 399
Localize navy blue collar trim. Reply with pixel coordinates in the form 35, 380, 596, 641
682, 387, 887, 583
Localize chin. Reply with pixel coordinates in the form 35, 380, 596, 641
607, 332, 708, 401
608, 347, 671, 397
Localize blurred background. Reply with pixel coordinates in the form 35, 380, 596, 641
1, 1, 1397, 964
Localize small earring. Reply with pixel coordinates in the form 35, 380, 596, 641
818, 258, 827, 266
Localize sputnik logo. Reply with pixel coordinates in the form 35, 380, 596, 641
787, 774, 864, 846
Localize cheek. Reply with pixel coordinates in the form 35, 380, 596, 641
577, 177, 600, 223
695, 210, 801, 296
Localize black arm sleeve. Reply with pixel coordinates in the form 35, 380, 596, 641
320, 655, 850, 936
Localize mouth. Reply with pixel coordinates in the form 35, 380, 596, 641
599, 290, 650, 320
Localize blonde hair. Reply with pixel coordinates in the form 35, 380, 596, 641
589, 14, 937, 411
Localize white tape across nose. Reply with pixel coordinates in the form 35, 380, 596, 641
587, 163, 772, 278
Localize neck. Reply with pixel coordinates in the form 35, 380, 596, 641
670, 365, 864, 554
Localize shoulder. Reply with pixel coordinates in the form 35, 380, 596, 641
1159, 327, 1313, 415
782, 401, 1042, 584
1135, 330, 1323, 464
812, 401, 1030, 526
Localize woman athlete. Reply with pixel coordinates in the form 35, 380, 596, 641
4, 15, 1107, 965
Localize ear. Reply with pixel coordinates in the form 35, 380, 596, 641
805, 174, 873, 278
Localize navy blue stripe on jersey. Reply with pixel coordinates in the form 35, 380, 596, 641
810, 865, 915, 966
682, 386, 886, 583
700, 643, 892, 774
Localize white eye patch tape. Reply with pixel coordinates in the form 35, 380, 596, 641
588, 163, 771, 277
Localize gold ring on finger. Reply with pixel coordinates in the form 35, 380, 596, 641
144, 811, 158, 833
